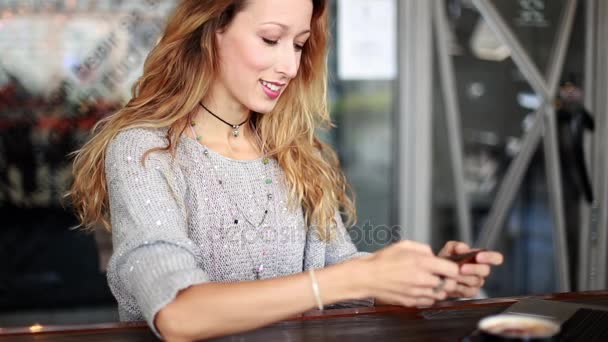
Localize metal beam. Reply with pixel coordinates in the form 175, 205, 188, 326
476, 118, 543, 248
472, 1, 549, 97
397, 0, 434, 243
433, 0, 473, 245
590, 0, 608, 290
540, 0, 578, 294
472, 0, 578, 292
578, 0, 597, 291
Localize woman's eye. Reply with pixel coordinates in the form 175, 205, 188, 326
262, 38, 278, 45
262, 37, 304, 51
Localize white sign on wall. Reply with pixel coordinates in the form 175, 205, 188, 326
337, 0, 397, 80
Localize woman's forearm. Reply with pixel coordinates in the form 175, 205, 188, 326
155, 258, 371, 341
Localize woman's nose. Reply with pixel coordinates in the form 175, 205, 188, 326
275, 45, 299, 79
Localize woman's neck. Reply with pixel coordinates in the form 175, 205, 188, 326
188, 105, 263, 160
193, 104, 253, 140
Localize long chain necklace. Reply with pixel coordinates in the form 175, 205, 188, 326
199, 102, 249, 138
189, 122, 274, 280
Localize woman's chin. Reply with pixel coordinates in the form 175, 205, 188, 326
248, 102, 278, 115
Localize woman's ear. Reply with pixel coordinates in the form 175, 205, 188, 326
215, 28, 226, 44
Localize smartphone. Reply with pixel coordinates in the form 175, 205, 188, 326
446, 249, 486, 265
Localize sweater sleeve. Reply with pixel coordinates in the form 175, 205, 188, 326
104, 128, 209, 339
324, 211, 370, 265
323, 211, 375, 308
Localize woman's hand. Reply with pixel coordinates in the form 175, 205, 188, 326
437, 241, 504, 298
362, 240, 459, 307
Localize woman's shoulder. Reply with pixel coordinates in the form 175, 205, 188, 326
104, 127, 187, 184
105, 127, 176, 171
107, 127, 168, 157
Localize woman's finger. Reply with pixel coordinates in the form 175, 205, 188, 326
456, 274, 484, 287
393, 295, 419, 308
454, 283, 480, 298
442, 278, 457, 293
383, 294, 417, 307
453, 242, 471, 255
460, 263, 490, 277
438, 240, 458, 257
409, 286, 447, 300
396, 240, 434, 255
407, 272, 444, 288
438, 241, 470, 257
476, 251, 504, 265
420, 256, 460, 278
415, 297, 436, 308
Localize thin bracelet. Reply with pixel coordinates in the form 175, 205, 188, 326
308, 269, 324, 311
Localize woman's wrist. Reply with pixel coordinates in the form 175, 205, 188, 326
338, 256, 374, 300
352, 254, 375, 299
315, 257, 372, 305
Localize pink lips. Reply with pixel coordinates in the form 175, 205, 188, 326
260, 80, 282, 100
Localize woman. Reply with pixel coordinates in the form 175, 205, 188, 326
70, 0, 503, 341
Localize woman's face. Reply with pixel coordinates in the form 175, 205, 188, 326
215, 0, 313, 114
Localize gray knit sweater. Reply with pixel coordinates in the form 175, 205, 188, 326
104, 128, 372, 337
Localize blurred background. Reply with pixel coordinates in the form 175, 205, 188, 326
1, 0, 607, 328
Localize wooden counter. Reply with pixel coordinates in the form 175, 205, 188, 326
1, 291, 607, 341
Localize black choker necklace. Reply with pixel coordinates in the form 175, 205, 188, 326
199, 102, 249, 137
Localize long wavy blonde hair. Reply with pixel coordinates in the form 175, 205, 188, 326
69, 0, 356, 241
